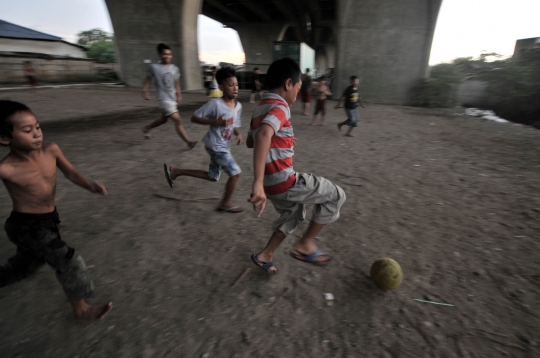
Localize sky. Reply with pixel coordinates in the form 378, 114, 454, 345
0, 0, 538, 66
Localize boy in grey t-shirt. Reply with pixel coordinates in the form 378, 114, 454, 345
163, 68, 244, 213
141, 43, 197, 149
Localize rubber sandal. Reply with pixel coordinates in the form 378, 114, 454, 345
216, 205, 244, 213
251, 254, 277, 275
163, 163, 174, 188
141, 127, 151, 139
290, 249, 330, 267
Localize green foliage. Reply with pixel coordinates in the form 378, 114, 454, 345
477, 48, 540, 127
77, 29, 116, 63
411, 63, 463, 107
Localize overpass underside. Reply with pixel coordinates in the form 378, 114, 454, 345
105, 0, 442, 105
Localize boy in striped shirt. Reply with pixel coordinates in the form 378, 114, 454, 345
247, 58, 346, 274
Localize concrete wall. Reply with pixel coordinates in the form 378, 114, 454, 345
0, 38, 87, 58
0, 55, 117, 84
234, 23, 288, 73
335, 0, 442, 105
105, 0, 203, 89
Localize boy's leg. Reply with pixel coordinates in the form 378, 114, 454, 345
220, 174, 241, 210
143, 113, 168, 133
169, 112, 197, 148
345, 126, 354, 137
170, 167, 216, 181
250, 93, 255, 103
254, 230, 287, 274
0, 247, 45, 287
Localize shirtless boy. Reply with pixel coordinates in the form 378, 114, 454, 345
0, 100, 112, 321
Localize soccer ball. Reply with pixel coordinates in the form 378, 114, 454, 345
370, 258, 403, 290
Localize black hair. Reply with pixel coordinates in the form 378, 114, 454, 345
157, 43, 171, 54
216, 67, 236, 85
306, 68, 310, 72
266, 58, 301, 90
254, 67, 259, 71
0, 100, 32, 141
211, 66, 216, 70
350, 75, 358, 81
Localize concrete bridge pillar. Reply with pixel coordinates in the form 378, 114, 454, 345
234, 23, 288, 73
105, 0, 203, 89
335, 0, 442, 104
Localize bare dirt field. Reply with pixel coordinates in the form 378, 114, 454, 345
0, 86, 539, 357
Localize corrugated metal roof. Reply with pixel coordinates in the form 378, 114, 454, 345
0, 19, 62, 41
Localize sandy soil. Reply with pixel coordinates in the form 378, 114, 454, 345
0, 86, 539, 357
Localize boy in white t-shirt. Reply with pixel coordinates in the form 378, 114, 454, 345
164, 68, 244, 213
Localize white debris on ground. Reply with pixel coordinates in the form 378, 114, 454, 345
464, 108, 509, 123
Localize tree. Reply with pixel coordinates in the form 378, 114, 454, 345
77, 28, 116, 63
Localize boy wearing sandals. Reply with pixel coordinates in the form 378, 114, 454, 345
164, 67, 244, 213
247, 58, 346, 274
0, 100, 112, 321
141, 43, 197, 150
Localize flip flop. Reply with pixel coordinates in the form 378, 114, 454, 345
290, 249, 331, 267
251, 254, 277, 275
141, 127, 151, 139
163, 163, 174, 188
216, 205, 244, 213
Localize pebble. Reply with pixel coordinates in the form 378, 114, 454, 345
399, 308, 407, 314
423, 321, 433, 328
201, 354, 209, 358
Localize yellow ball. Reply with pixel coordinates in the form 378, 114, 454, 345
370, 258, 403, 290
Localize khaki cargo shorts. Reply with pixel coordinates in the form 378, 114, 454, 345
268, 173, 346, 235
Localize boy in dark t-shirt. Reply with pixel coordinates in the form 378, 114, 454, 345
335, 75, 365, 137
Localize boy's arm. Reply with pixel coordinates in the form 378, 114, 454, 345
191, 114, 232, 126
175, 79, 182, 104
142, 75, 152, 100
246, 133, 254, 148
233, 128, 243, 145
249, 124, 273, 217
334, 96, 344, 109
358, 96, 366, 108
52, 144, 107, 195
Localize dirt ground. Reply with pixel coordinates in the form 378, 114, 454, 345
0, 86, 539, 358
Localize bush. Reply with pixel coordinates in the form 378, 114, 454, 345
410, 63, 463, 107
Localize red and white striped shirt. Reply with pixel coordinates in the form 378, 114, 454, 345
249, 93, 296, 196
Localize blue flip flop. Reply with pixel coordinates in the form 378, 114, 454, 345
163, 163, 174, 188
290, 249, 331, 267
251, 254, 277, 275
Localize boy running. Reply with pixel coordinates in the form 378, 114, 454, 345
164, 67, 244, 213
0, 100, 112, 321
247, 58, 346, 274
335, 75, 366, 137
141, 43, 197, 149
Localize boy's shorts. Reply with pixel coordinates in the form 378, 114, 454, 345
206, 148, 241, 181
344, 108, 359, 127
302, 91, 312, 103
268, 173, 346, 235
314, 99, 326, 115
158, 101, 178, 117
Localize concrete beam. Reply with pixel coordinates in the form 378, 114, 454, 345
334, 0, 442, 105
205, 0, 247, 23
105, 0, 203, 89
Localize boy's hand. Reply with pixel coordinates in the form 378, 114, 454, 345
90, 181, 108, 196
248, 184, 266, 217
176, 95, 182, 104
216, 115, 233, 126
235, 133, 243, 145
142, 91, 151, 100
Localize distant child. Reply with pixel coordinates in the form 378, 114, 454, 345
247, 58, 346, 274
208, 66, 223, 98
311, 77, 332, 126
249, 67, 262, 103
300, 68, 313, 115
23, 61, 37, 88
0, 100, 112, 321
164, 67, 244, 213
335, 75, 365, 137
141, 43, 197, 149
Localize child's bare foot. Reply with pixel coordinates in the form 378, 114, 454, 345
345, 133, 354, 137
337, 123, 342, 131
72, 300, 113, 321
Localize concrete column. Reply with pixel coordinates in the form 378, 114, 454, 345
234, 23, 288, 73
105, 0, 203, 89
335, 0, 442, 104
